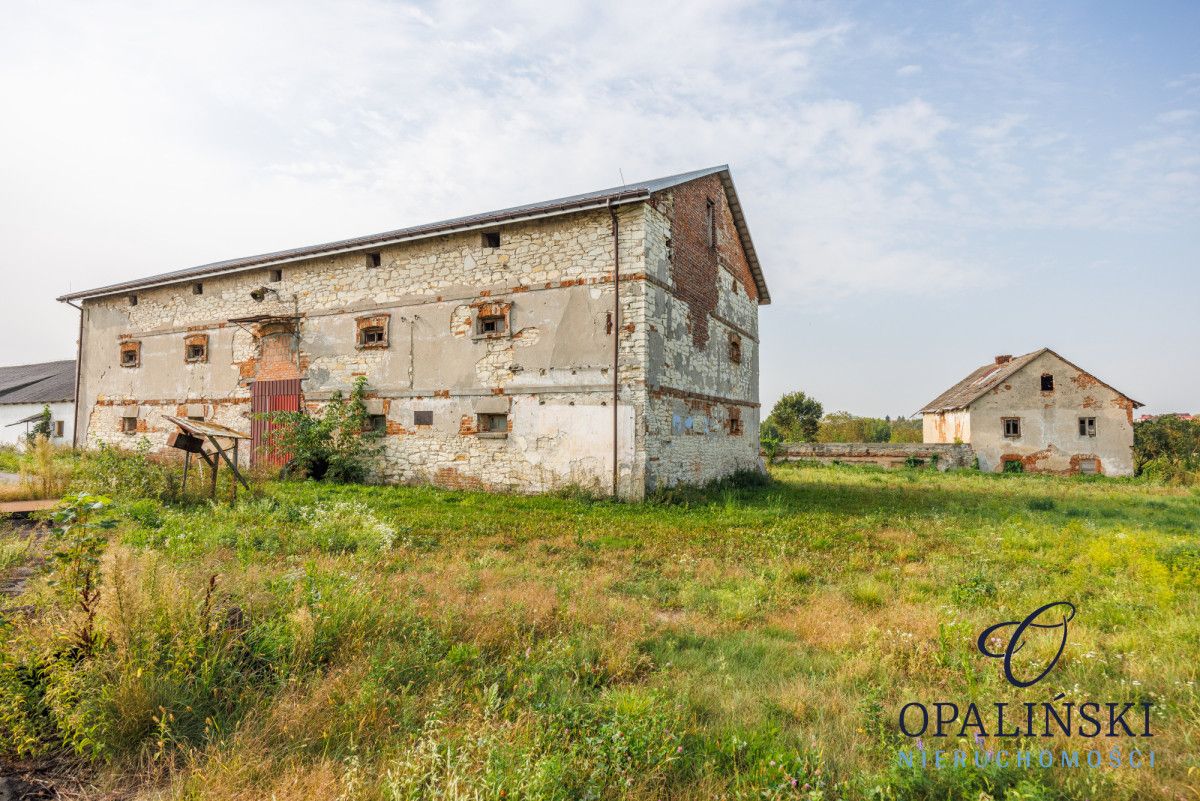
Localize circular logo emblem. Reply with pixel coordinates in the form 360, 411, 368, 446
976, 601, 1075, 688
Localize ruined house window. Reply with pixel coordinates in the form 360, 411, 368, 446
482, 231, 501, 248
477, 314, 507, 336
54, 421, 64, 437
129, 294, 138, 306
414, 410, 433, 426
729, 334, 742, 364
1002, 417, 1021, 438
1078, 458, 1099, 474
269, 268, 282, 283
193, 282, 203, 295
366, 252, 382, 268
1041, 374, 1054, 391
728, 408, 744, 436
706, 199, 716, 249
356, 314, 390, 349
1078, 417, 1097, 437
367, 414, 387, 433
477, 413, 508, 436
121, 415, 138, 434
184, 334, 208, 363
119, 341, 141, 368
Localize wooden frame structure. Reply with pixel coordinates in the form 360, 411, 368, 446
163, 415, 250, 501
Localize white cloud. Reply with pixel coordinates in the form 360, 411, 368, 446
896, 64, 922, 77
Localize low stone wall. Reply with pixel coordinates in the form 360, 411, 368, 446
770, 442, 975, 471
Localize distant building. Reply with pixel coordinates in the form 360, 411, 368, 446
0, 360, 76, 447
920, 349, 1142, 476
58, 166, 769, 498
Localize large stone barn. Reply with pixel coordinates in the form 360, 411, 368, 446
921, 348, 1142, 476
59, 166, 769, 499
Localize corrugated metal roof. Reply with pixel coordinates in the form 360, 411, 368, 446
58, 165, 770, 304
920, 348, 1143, 413
0, 360, 76, 405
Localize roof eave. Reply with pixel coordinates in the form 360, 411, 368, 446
57, 190, 653, 303
716, 169, 770, 305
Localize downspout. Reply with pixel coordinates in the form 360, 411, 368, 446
608, 200, 620, 498
64, 299, 84, 449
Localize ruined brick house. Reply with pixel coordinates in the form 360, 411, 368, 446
58, 166, 769, 499
921, 348, 1142, 476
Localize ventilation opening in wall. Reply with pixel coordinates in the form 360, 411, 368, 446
54, 421, 64, 437
477, 314, 506, 336
186, 342, 207, 362
481, 231, 501, 248
367, 252, 382, 268
368, 414, 387, 433
193, 283, 203, 295
121, 416, 138, 434
477, 413, 508, 436
269, 268, 282, 282
129, 294, 138, 306
1041, 373, 1054, 391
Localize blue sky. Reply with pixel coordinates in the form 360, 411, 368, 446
1, 1, 1196, 416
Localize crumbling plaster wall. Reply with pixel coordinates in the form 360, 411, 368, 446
639, 176, 762, 491
922, 409, 971, 444
966, 351, 1135, 475
77, 206, 651, 496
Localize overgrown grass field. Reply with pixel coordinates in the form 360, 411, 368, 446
0, 462, 1197, 799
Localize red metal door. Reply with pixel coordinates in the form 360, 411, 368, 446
251, 378, 301, 467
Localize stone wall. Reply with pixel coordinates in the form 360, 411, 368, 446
640, 176, 763, 491
772, 442, 975, 471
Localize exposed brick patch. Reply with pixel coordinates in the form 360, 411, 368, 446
656, 174, 758, 349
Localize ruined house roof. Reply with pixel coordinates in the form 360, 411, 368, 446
0, 359, 76, 405
919, 348, 1143, 413
58, 165, 770, 304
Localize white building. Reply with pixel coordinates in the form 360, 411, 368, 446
921, 349, 1141, 476
0, 360, 76, 447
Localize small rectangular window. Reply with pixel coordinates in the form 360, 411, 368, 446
729, 335, 742, 364
367, 414, 387, 433
477, 413, 508, 434
477, 314, 506, 336
269, 268, 282, 282
1079, 417, 1096, 437
187, 344, 206, 362
1003, 417, 1021, 438
367, 252, 382, 268
482, 232, 501, 248
1079, 458, 1099, 474
414, 410, 433, 426
54, 420, 64, 437
728, 409, 743, 436
129, 294, 138, 306
185, 336, 208, 363
706, 199, 716, 249
121, 416, 138, 434
120, 342, 141, 368
360, 326, 386, 346
193, 283, 203, 295
1041, 374, 1054, 391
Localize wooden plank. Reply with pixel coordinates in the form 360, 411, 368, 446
0, 499, 59, 515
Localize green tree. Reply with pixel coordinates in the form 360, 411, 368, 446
1134, 415, 1200, 483
25, 404, 52, 445
764, 391, 823, 443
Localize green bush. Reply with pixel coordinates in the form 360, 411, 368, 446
69, 440, 180, 502
263, 376, 382, 483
